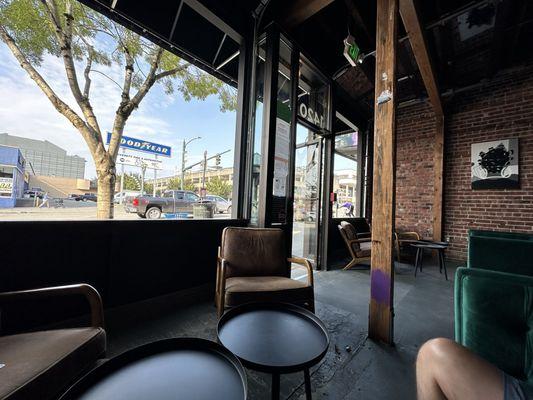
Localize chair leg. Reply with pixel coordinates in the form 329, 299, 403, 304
440, 250, 448, 281
343, 258, 357, 270
414, 248, 421, 277
216, 290, 225, 318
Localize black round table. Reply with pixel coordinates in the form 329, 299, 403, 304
217, 302, 329, 400
411, 241, 449, 280
59, 338, 247, 400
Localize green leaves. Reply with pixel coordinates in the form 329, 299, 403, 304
0, 0, 58, 64
206, 176, 232, 199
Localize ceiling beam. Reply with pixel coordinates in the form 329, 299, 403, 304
400, 0, 443, 116
281, 0, 335, 28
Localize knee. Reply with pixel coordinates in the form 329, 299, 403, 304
417, 338, 456, 367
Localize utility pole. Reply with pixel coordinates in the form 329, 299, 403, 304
181, 136, 201, 189
141, 163, 146, 194
202, 150, 208, 190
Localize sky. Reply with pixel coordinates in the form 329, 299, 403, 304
0, 41, 237, 180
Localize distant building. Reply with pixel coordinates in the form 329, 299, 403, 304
0, 145, 26, 208
0, 133, 86, 179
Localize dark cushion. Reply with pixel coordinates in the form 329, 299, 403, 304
224, 276, 313, 307
0, 327, 106, 400
221, 227, 287, 278
455, 267, 533, 386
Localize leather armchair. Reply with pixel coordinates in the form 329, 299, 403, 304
338, 221, 372, 270
0, 284, 106, 400
215, 227, 314, 317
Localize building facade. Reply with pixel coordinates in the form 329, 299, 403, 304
0, 145, 26, 208
0, 133, 86, 179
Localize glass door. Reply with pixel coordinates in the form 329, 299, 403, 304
292, 124, 322, 264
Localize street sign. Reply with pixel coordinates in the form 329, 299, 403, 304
106, 132, 172, 157
0, 177, 13, 195
117, 153, 163, 170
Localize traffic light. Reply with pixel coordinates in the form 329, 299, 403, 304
215, 154, 221, 166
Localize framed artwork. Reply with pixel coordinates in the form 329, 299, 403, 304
471, 138, 519, 189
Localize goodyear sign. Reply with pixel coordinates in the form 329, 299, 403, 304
106, 132, 171, 157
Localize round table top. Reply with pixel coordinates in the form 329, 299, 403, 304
60, 338, 247, 400
217, 303, 329, 374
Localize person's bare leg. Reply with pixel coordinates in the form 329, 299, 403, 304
417, 338, 504, 400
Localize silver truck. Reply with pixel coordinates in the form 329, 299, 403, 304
131, 190, 211, 219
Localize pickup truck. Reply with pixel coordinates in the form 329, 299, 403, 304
131, 190, 212, 219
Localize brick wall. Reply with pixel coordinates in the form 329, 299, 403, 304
395, 64, 533, 260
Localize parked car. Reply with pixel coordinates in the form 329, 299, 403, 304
134, 190, 213, 219
123, 195, 139, 213
24, 187, 44, 199
206, 195, 232, 214
68, 193, 80, 200
76, 193, 97, 202
114, 191, 141, 204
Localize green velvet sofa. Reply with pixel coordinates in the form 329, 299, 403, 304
468, 230, 533, 276
455, 267, 533, 394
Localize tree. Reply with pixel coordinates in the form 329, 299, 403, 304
206, 176, 232, 199
0, 0, 236, 219
166, 176, 195, 191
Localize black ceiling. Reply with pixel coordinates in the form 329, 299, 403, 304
78, 0, 533, 119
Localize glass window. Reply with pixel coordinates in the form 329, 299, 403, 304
0, 0, 239, 220
298, 58, 330, 132
271, 39, 293, 224
332, 131, 359, 218
185, 193, 199, 202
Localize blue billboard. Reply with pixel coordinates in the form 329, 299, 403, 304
106, 132, 171, 157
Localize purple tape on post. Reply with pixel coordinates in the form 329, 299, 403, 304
370, 269, 391, 305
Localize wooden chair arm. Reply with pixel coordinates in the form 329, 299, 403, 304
0, 284, 104, 328
288, 257, 314, 287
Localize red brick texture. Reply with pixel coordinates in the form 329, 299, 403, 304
395, 64, 533, 260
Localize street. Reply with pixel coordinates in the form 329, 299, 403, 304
0, 200, 231, 221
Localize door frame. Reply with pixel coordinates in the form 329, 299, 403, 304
291, 127, 323, 266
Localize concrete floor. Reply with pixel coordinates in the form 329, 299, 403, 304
105, 254, 460, 400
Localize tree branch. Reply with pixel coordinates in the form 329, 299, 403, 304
83, 52, 93, 98
154, 63, 190, 81
41, 0, 102, 137
0, 25, 105, 164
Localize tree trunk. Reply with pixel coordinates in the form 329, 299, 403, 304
96, 168, 116, 219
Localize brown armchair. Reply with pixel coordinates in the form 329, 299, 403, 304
394, 231, 421, 263
338, 221, 372, 270
0, 284, 106, 400
215, 227, 314, 317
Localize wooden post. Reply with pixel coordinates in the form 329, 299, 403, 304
369, 0, 398, 345
433, 115, 444, 241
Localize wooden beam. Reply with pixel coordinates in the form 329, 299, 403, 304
433, 115, 444, 241
282, 0, 335, 28
369, 0, 398, 345
399, 0, 443, 116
